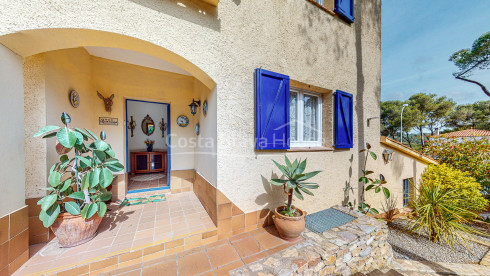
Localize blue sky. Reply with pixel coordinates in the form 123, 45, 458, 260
381, 0, 490, 104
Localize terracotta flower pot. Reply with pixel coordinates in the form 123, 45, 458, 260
273, 206, 306, 241
50, 212, 102, 247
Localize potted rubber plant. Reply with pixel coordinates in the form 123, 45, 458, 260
33, 112, 124, 247
270, 156, 321, 241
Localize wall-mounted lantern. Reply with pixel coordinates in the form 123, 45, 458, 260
189, 98, 201, 116
382, 149, 393, 163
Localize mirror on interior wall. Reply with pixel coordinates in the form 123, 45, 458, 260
142, 114, 155, 136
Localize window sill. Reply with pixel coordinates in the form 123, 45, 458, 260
306, 0, 336, 16
287, 147, 334, 152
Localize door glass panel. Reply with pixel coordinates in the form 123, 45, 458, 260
152, 154, 163, 170
136, 154, 148, 171
303, 95, 318, 141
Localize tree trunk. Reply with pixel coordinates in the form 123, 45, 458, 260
455, 76, 490, 97
287, 191, 293, 209
419, 126, 425, 147
405, 132, 412, 148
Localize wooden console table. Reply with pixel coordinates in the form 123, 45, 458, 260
130, 151, 167, 174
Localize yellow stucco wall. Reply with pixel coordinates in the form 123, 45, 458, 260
0, 0, 381, 214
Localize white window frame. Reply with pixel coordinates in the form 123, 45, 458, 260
290, 88, 323, 148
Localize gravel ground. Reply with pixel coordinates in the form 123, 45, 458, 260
387, 220, 490, 264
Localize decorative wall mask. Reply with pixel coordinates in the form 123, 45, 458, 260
69, 90, 80, 108
159, 118, 167, 138
128, 116, 137, 137
177, 115, 189, 127
203, 99, 208, 117
142, 114, 155, 136
97, 91, 114, 112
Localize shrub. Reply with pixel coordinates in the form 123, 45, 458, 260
423, 137, 490, 195
407, 182, 484, 245
421, 164, 487, 212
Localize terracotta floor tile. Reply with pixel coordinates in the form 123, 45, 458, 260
87, 236, 114, 251
242, 251, 269, 264
177, 251, 212, 276
177, 246, 204, 258
253, 231, 286, 250
154, 231, 172, 242
231, 236, 262, 258
205, 239, 229, 250
137, 221, 155, 231
132, 237, 154, 248
207, 243, 240, 268
214, 260, 245, 276
142, 259, 177, 276
266, 243, 291, 255
134, 228, 154, 240
229, 232, 251, 243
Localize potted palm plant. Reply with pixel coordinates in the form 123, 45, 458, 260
33, 112, 124, 247
270, 156, 321, 241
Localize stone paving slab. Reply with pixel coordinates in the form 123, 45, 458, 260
391, 258, 490, 276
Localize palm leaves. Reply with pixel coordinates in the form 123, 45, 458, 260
270, 156, 321, 212
406, 183, 485, 246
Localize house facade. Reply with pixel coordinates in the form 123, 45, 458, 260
0, 0, 388, 274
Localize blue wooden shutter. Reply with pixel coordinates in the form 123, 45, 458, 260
255, 68, 290, 150
335, 0, 355, 23
334, 90, 353, 148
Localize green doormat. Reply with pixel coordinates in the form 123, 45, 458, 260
120, 194, 166, 208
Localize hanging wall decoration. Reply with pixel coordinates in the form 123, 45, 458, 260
141, 115, 155, 136
128, 116, 136, 137
177, 115, 189, 127
159, 117, 167, 138
203, 99, 208, 117
195, 123, 200, 136
69, 90, 80, 108
97, 91, 114, 113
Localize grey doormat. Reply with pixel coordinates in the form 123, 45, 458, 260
305, 208, 356, 233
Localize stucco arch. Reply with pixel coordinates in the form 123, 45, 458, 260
0, 28, 216, 90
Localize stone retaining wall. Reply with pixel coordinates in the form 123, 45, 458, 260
231, 206, 393, 275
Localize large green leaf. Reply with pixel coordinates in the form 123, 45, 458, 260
69, 191, 86, 201
57, 128, 77, 148
60, 178, 72, 193
293, 187, 304, 200
94, 140, 109, 151
73, 128, 90, 140
369, 151, 377, 160
89, 168, 101, 188
98, 202, 107, 217
270, 179, 287, 186
99, 191, 112, 202
81, 203, 98, 219
84, 128, 98, 140
33, 125, 60, 138
64, 202, 81, 215
273, 160, 290, 177
48, 171, 62, 187
284, 156, 292, 170
99, 168, 113, 188
104, 158, 120, 165
296, 159, 307, 174
93, 150, 106, 162
41, 204, 60, 228
106, 162, 124, 172
297, 171, 321, 181
383, 187, 391, 199
81, 173, 90, 190
60, 112, 71, 125
77, 156, 92, 168
105, 147, 115, 158
40, 194, 58, 211
72, 131, 84, 145
298, 186, 314, 196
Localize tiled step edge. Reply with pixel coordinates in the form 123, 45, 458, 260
26, 227, 218, 276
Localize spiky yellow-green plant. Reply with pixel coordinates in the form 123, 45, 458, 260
407, 182, 485, 246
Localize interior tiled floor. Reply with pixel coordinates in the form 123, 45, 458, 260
128, 173, 168, 191
15, 192, 215, 276
107, 226, 302, 276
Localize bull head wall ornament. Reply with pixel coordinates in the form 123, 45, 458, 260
97, 91, 114, 113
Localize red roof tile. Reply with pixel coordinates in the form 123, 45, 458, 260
436, 128, 490, 138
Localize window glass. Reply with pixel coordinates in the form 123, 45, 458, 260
315, 0, 325, 5
303, 94, 318, 141
290, 91, 298, 141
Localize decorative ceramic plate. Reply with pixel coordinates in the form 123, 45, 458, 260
196, 123, 200, 135
177, 115, 189, 127
203, 100, 208, 117
69, 90, 80, 108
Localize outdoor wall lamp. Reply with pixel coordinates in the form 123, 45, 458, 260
382, 149, 393, 163
189, 98, 201, 116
